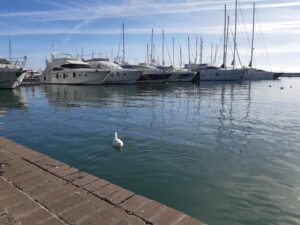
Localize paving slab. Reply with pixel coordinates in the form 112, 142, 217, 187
0, 137, 206, 225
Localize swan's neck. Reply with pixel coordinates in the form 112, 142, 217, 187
114, 132, 118, 140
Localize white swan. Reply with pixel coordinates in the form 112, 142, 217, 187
112, 132, 124, 149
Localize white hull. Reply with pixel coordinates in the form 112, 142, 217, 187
0, 70, 26, 89
41, 70, 109, 85
243, 68, 275, 80
104, 69, 142, 84
200, 68, 245, 81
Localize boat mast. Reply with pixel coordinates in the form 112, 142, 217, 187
9, 39, 12, 62
172, 37, 175, 67
222, 5, 227, 68
249, 2, 255, 68
200, 37, 203, 64
180, 44, 182, 69
233, 0, 238, 69
162, 30, 165, 66
146, 43, 149, 64
150, 28, 153, 64
195, 36, 198, 63
225, 16, 230, 67
210, 42, 213, 64
122, 23, 125, 63
188, 36, 191, 64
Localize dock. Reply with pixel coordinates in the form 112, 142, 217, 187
0, 137, 205, 225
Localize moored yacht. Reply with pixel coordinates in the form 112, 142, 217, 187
199, 66, 245, 81
0, 57, 27, 89
85, 58, 142, 84
122, 64, 172, 84
243, 68, 277, 80
22, 69, 42, 85
41, 53, 110, 85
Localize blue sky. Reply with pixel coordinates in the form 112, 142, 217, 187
0, 0, 300, 72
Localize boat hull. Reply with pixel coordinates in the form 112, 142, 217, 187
104, 69, 142, 84
137, 73, 172, 83
41, 70, 109, 85
200, 68, 245, 81
167, 72, 195, 82
0, 70, 26, 89
243, 69, 277, 80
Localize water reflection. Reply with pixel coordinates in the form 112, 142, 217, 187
1, 79, 300, 225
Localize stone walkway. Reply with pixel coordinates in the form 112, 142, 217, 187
0, 137, 205, 225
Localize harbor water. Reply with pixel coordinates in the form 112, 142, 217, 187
1, 78, 300, 225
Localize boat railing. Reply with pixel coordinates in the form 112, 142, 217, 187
0, 56, 27, 69
11, 56, 27, 68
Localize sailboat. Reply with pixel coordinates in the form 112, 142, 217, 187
242, 3, 279, 80
199, 3, 245, 81
86, 24, 143, 84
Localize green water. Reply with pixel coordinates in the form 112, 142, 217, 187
1, 79, 300, 225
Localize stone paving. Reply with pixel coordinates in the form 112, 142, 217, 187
0, 137, 206, 225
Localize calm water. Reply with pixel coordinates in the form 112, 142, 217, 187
1, 78, 300, 225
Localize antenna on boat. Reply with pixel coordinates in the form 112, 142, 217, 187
232, 0, 238, 69
122, 23, 125, 63
172, 37, 175, 67
81, 48, 84, 60
162, 30, 165, 66
249, 2, 255, 68
51, 40, 54, 52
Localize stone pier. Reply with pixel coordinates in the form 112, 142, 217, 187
0, 137, 205, 225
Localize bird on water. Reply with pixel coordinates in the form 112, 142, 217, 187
112, 132, 124, 149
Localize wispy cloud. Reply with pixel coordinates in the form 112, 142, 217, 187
1, 0, 298, 22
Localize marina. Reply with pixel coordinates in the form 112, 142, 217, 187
1, 78, 300, 225
1, 0, 300, 224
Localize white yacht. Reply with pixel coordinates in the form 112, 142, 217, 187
243, 68, 276, 80
199, 66, 245, 81
0, 57, 27, 89
123, 64, 172, 84
22, 69, 42, 85
85, 58, 142, 84
41, 53, 110, 85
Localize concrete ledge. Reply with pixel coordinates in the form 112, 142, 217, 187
0, 137, 206, 225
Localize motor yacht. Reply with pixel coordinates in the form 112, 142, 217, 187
122, 64, 172, 84
85, 58, 142, 84
41, 53, 110, 85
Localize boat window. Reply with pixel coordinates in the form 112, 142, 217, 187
63, 73, 66, 79
61, 64, 91, 69
44, 76, 46, 81
56, 74, 59, 79
123, 73, 126, 76
53, 67, 63, 71
73, 72, 76, 78
117, 72, 120, 76
85, 74, 88, 77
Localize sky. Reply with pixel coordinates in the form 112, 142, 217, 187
0, 0, 300, 72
